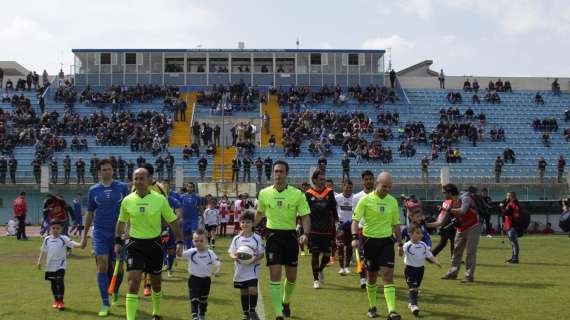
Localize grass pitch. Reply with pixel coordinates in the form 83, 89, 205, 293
0, 234, 568, 320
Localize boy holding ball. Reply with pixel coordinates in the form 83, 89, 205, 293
229, 212, 265, 320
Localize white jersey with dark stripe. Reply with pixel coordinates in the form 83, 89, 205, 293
41, 235, 79, 272
228, 233, 265, 282
182, 248, 220, 277
335, 193, 354, 223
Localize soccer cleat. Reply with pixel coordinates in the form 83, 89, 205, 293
249, 311, 260, 320
152, 315, 162, 320
367, 307, 378, 318
143, 285, 152, 296
338, 268, 346, 275
505, 259, 519, 264
410, 304, 420, 316
344, 267, 351, 274
486, 234, 493, 238
360, 278, 367, 289
192, 313, 199, 320
282, 303, 291, 317
460, 277, 474, 283
56, 301, 65, 310
52, 301, 59, 308
276, 317, 285, 320
318, 271, 325, 284
98, 305, 110, 317
441, 273, 457, 280
198, 315, 206, 320
387, 311, 402, 320
167, 270, 173, 278
242, 311, 250, 320
313, 280, 320, 289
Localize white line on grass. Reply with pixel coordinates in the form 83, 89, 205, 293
257, 283, 266, 320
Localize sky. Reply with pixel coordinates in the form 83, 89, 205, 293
1, 0, 568, 77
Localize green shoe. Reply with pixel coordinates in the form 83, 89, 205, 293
98, 305, 110, 317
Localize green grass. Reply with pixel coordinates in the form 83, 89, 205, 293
1, 235, 569, 320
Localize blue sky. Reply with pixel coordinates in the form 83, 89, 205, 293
1, 0, 568, 77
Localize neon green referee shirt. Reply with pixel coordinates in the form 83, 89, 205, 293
257, 185, 310, 230
118, 190, 177, 239
353, 192, 400, 238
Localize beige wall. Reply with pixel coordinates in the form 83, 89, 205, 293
399, 75, 570, 91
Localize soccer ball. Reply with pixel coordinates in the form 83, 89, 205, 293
236, 245, 255, 265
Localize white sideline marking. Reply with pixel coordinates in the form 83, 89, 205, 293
257, 283, 266, 320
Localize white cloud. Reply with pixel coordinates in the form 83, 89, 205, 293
396, 0, 434, 20
362, 35, 415, 51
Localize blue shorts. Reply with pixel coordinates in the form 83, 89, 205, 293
93, 232, 117, 259
183, 222, 198, 237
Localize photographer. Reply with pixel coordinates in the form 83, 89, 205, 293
439, 184, 481, 282
499, 192, 521, 264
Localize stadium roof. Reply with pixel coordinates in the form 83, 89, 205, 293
72, 48, 385, 53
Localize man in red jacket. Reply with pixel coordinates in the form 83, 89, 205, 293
13, 192, 28, 240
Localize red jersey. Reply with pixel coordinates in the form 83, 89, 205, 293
503, 201, 520, 231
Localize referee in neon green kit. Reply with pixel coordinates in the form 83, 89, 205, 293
115, 168, 183, 320
352, 172, 402, 319
256, 160, 311, 320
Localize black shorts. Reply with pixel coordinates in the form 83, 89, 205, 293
363, 236, 395, 271
45, 269, 65, 281
404, 265, 424, 289
125, 237, 164, 275
234, 278, 258, 289
310, 234, 333, 253
266, 229, 299, 267
205, 225, 218, 232
188, 275, 211, 301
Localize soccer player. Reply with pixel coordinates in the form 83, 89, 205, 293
161, 180, 182, 278
335, 179, 354, 275
218, 195, 230, 237
180, 182, 202, 248
80, 159, 130, 317
353, 170, 375, 289
37, 219, 81, 310
183, 229, 221, 320
305, 170, 338, 289
229, 212, 265, 320
203, 198, 220, 248
402, 224, 441, 316
352, 172, 402, 320
256, 160, 311, 320
115, 168, 183, 320
70, 193, 84, 237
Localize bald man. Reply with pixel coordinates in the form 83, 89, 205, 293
351, 172, 402, 319
115, 168, 183, 320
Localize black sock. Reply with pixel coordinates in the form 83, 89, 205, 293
241, 294, 249, 312
212, 239, 216, 246
199, 301, 208, 315
191, 300, 199, 315
249, 294, 258, 312
311, 252, 320, 280
320, 254, 331, 271
50, 279, 58, 300
409, 290, 418, 305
